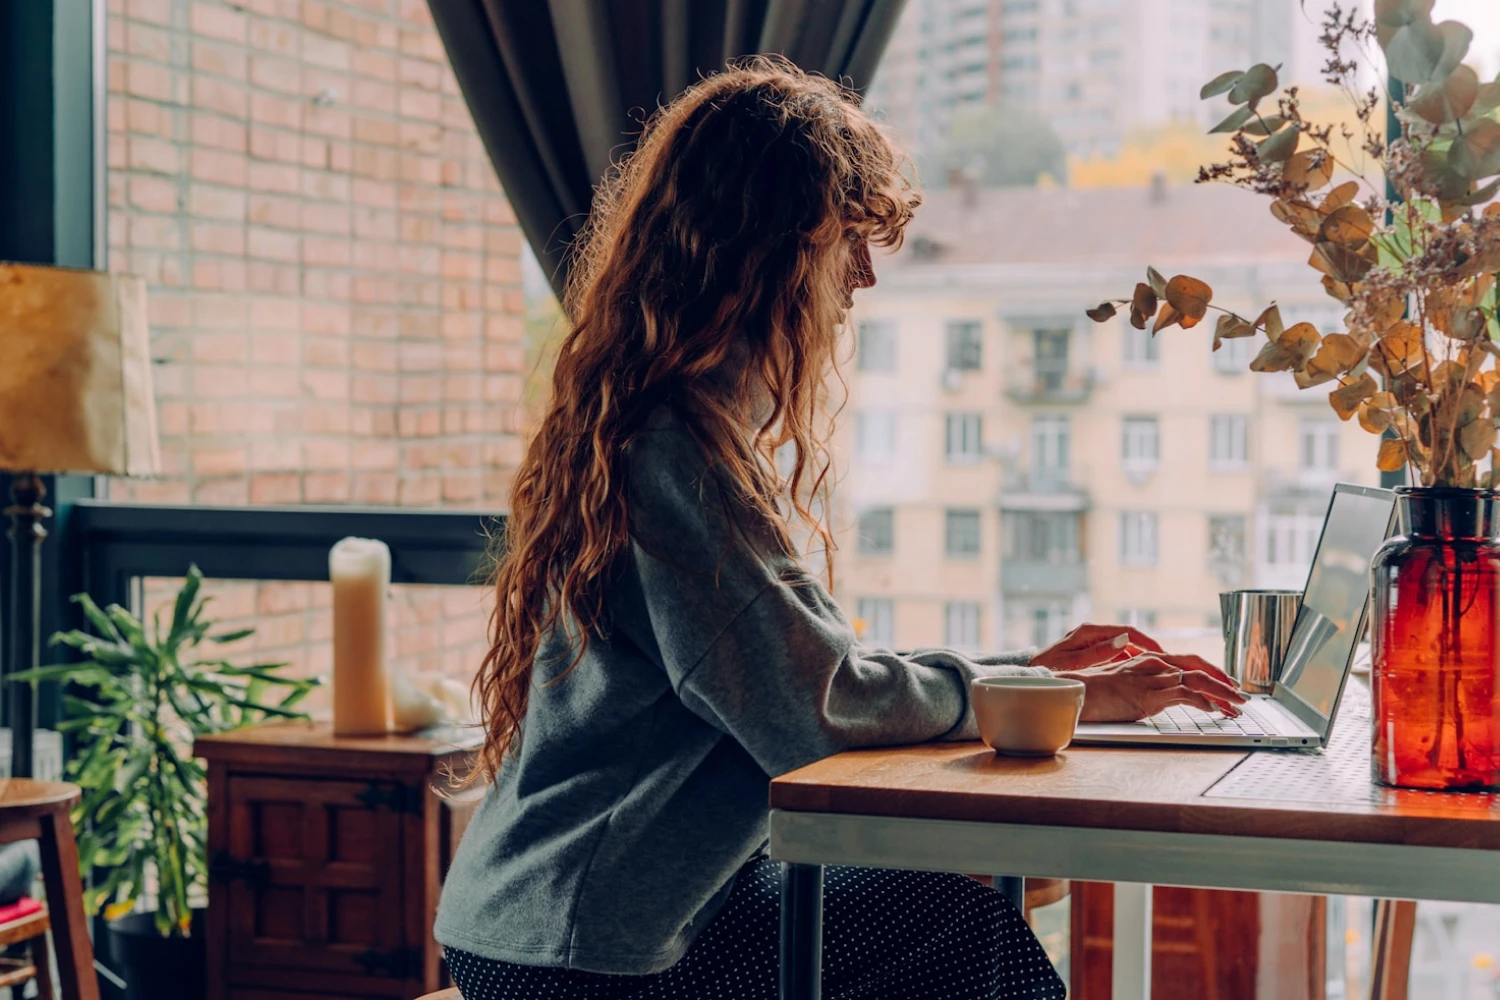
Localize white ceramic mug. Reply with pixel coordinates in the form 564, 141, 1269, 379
971, 676, 1086, 757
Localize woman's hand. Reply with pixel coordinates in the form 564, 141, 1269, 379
1031, 623, 1164, 673
1054, 654, 1248, 723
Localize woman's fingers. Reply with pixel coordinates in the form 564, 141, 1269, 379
1146, 686, 1217, 716
1180, 668, 1249, 706
1154, 653, 1239, 690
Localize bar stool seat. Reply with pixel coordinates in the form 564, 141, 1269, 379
0, 901, 53, 994
0, 779, 97, 1000
413, 990, 461, 999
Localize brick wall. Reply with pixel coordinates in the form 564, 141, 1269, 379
105, 0, 527, 695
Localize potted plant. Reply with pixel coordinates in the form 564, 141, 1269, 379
1085, 1, 1500, 790
13, 566, 319, 1000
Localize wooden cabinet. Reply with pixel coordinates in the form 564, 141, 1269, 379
195, 724, 482, 1000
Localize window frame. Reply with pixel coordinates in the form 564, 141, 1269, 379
856, 319, 897, 373
945, 320, 983, 372
857, 507, 896, 556
1209, 414, 1249, 471
1119, 510, 1159, 567
856, 597, 895, 647
1121, 416, 1160, 474
944, 412, 983, 464
944, 600, 982, 650
944, 508, 983, 560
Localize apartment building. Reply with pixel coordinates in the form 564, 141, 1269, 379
867, 0, 1300, 156
832, 181, 1380, 655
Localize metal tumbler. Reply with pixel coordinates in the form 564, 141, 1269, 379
1219, 590, 1302, 694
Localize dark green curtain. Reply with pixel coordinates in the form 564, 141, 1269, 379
428, 0, 908, 299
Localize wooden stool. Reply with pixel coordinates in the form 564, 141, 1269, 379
0, 903, 53, 997
0, 780, 96, 1000
413, 990, 461, 1000
1023, 877, 1069, 923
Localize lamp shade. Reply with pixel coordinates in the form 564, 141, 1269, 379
0, 262, 160, 476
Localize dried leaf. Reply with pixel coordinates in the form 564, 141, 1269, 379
1285, 150, 1335, 190
1369, 320, 1425, 376
1257, 126, 1300, 164
1146, 266, 1168, 298
1228, 64, 1279, 107
1153, 303, 1182, 334
1164, 275, 1213, 328
1384, 18, 1470, 85
1317, 204, 1377, 245
1408, 64, 1481, 123
1358, 401, 1393, 434
1086, 302, 1118, 323
1451, 118, 1500, 181
1210, 105, 1257, 134
1270, 198, 1323, 242
1256, 304, 1285, 339
1456, 382, 1486, 425
1296, 366, 1339, 389
1376, 437, 1409, 472
1213, 313, 1256, 350
1321, 276, 1356, 303
1250, 321, 1320, 373
1129, 283, 1157, 330
1446, 306, 1487, 341
1310, 241, 1376, 282
1460, 418, 1497, 460
1201, 69, 1245, 99
1305, 332, 1367, 381
1322, 181, 1360, 213
1329, 372, 1378, 419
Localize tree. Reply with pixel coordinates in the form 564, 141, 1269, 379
919, 104, 1068, 188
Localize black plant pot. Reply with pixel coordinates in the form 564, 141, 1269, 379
106, 909, 207, 1000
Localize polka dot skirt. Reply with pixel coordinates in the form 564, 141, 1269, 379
445, 857, 1066, 999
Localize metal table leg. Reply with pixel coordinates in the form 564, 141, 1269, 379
780, 862, 824, 1000
1112, 882, 1153, 1000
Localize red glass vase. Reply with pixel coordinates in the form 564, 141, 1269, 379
1371, 487, 1500, 790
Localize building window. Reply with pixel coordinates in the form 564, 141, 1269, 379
1120, 511, 1159, 566
1209, 415, 1249, 470
945, 508, 982, 559
1122, 325, 1160, 368
1300, 419, 1340, 473
1029, 602, 1069, 647
1214, 336, 1256, 373
856, 410, 897, 465
857, 320, 897, 373
945, 413, 983, 463
857, 598, 895, 647
1004, 511, 1081, 563
857, 508, 895, 555
1122, 417, 1160, 474
945, 601, 982, 650
1264, 514, 1321, 577
1209, 514, 1247, 587
1032, 415, 1070, 489
1033, 329, 1070, 390
946, 320, 983, 371
1119, 608, 1157, 629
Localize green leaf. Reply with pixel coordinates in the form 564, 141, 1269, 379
1228, 64, 1278, 107
1209, 105, 1256, 133
1257, 126, 1300, 163
1385, 19, 1470, 84
210, 628, 255, 644
1200, 69, 1244, 99
72, 594, 125, 645
1451, 119, 1500, 181
8, 663, 113, 685
1242, 115, 1288, 137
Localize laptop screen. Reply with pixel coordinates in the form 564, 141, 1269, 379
1277, 485, 1397, 720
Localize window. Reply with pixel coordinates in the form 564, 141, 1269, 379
1122, 325, 1160, 367
1122, 417, 1160, 473
1032, 415, 1070, 488
858, 320, 897, 372
945, 508, 982, 558
1300, 419, 1340, 473
1118, 608, 1157, 629
856, 410, 897, 465
1004, 511, 1081, 563
1120, 511, 1159, 566
1214, 336, 1256, 373
945, 601, 982, 649
1209, 514, 1247, 586
1209, 415, 1249, 470
945, 413, 983, 463
857, 508, 895, 555
1028, 602, 1069, 647
857, 598, 895, 647
1263, 513, 1322, 584
945, 321, 983, 371
1033, 329, 1071, 389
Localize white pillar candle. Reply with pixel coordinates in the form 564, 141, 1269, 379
329, 536, 393, 736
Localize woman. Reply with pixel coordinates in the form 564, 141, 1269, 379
436, 57, 1245, 999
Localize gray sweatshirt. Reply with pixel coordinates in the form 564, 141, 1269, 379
434, 406, 1044, 974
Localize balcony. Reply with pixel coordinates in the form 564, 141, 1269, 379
1004, 362, 1098, 404
1002, 559, 1088, 595
998, 468, 1091, 511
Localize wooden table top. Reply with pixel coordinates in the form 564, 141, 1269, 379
770, 683, 1500, 851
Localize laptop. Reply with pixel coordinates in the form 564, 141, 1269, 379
1071, 483, 1396, 749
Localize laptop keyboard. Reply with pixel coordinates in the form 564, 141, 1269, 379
1148, 701, 1284, 737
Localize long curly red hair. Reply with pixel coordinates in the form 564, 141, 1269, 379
473, 56, 918, 778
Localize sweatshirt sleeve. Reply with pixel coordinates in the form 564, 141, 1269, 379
672, 569, 1046, 777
